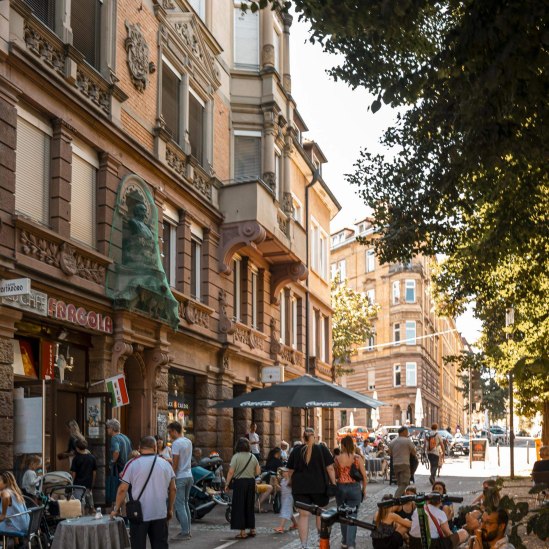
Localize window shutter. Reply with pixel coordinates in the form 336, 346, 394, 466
24, 0, 55, 28
15, 116, 50, 225
234, 136, 261, 180
71, 151, 97, 247
234, 8, 259, 69
72, 0, 100, 68
162, 62, 180, 142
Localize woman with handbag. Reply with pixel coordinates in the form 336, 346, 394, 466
334, 436, 368, 549
287, 427, 337, 549
225, 437, 260, 539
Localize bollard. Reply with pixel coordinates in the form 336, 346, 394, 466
497, 442, 500, 467
527, 440, 529, 464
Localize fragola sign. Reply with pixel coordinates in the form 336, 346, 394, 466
48, 298, 113, 334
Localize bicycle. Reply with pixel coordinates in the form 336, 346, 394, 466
377, 492, 463, 549
295, 501, 375, 549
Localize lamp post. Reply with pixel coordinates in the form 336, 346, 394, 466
505, 307, 515, 479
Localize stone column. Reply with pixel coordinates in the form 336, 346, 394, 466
50, 119, 72, 237
96, 152, 120, 256
282, 134, 293, 214
291, 408, 305, 443
0, 306, 22, 471
281, 12, 293, 93
201, 227, 219, 309
178, 209, 193, 296
261, 7, 274, 70
262, 109, 276, 194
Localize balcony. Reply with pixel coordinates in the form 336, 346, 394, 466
218, 179, 307, 301
388, 262, 425, 276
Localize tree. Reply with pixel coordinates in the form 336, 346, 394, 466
331, 275, 378, 377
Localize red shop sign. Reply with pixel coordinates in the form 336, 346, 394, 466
41, 340, 56, 380
48, 298, 113, 334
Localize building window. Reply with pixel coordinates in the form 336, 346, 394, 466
331, 260, 346, 282
340, 410, 347, 426
279, 290, 287, 344
24, 0, 55, 28
233, 258, 241, 321
189, 0, 205, 20
292, 195, 303, 224
311, 218, 328, 279
320, 316, 329, 363
405, 320, 416, 344
394, 364, 401, 387
366, 332, 376, 352
71, 140, 97, 248
251, 270, 258, 329
311, 308, 317, 357
406, 362, 417, 387
393, 323, 401, 345
72, 0, 102, 69
319, 315, 326, 362
291, 296, 298, 349
189, 90, 205, 165
15, 108, 51, 226
190, 237, 202, 300
234, 131, 261, 180
273, 26, 281, 73
366, 249, 375, 272
405, 279, 416, 303
234, 3, 259, 70
161, 60, 181, 143
366, 288, 375, 304
368, 369, 376, 390
162, 221, 177, 287
392, 280, 400, 304
274, 149, 282, 199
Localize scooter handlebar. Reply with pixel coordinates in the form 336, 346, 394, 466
377, 493, 463, 507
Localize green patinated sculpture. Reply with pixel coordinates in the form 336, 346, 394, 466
106, 175, 179, 329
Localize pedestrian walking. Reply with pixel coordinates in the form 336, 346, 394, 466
225, 437, 260, 539
168, 421, 193, 541
155, 435, 172, 464
57, 419, 86, 467
287, 427, 337, 549
273, 467, 298, 533
111, 436, 176, 549
388, 426, 417, 498
425, 423, 445, 485
106, 418, 132, 505
246, 422, 261, 462
334, 435, 368, 549
70, 439, 97, 513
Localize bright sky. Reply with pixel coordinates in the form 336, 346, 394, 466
290, 15, 482, 344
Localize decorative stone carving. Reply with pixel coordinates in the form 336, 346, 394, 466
19, 229, 107, 284
166, 145, 187, 177
270, 262, 308, 304
180, 300, 211, 329
193, 172, 212, 201
218, 290, 235, 335
277, 212, 289, 237
262, 44, 275, 67
111, 340, 134, 375
76, 68, 111, 114
269, 318, 282, 356
174, 22, 202, 60
23, 22, 65, 75
282, 192, 295, 215
162, 0, 176, 8
124, 21, 155, 92
262, 172, 276, 193
219, 221, 267, 274
280, 345, 299, 365
234, 325, 262, 350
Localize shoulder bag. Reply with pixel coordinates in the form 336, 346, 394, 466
350, 455, 364, 483
318, 444, 337, 497
228, 453, 253, 489
425, 505, 453, 549
126, 455, 157, 525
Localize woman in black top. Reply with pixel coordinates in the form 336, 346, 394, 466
287, 427, 336, 549
265, 447, 284, 471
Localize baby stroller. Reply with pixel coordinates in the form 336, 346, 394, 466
190, 466, 230, 522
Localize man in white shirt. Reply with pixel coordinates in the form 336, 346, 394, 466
481, 510, 515, 549
110, 436, 175, 549
168, 421, 193, 541
247, 422, 261, 462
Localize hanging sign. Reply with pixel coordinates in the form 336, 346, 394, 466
0, 278, 31, 297
106, 374, 130, 408
40, 341, 56, 380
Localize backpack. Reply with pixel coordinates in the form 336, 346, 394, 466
426, 433, 437, 451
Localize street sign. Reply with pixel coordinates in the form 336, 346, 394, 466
261, 365, 284, 383
0, 278, 31, 297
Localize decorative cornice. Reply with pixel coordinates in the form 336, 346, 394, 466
270, 262, 308, 304
23, 21, 65, 75
219, 221, 267, 274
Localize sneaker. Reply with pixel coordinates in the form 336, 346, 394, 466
170, 533, 192, 541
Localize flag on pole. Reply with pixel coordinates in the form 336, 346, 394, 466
106, 374, 130, 408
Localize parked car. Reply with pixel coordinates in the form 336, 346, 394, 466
449, 434, 469, 456
336, 425, 369, 442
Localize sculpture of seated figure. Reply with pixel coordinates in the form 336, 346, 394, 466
123, 203, 157, 267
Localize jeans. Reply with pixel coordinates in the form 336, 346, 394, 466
129, 518, 168, 549
335, 482, 362, 547
175, 476, 194, 535
428, 453, 440, 483
393, 464, 411, 498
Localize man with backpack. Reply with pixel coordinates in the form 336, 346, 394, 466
426, 423, 445, 485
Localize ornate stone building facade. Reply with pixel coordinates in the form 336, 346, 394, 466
330, 219, 464, 431
0, 0, 339, 501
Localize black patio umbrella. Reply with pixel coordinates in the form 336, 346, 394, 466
212, 374, 384, 409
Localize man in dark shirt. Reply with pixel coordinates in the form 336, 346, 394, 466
70, 439, 97, 513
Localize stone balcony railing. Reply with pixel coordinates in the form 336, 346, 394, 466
232, 322, 269, 354
174, 291, 214, 331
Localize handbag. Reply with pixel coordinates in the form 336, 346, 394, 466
228, 454, 253, 490
126, 455, 157, 525
350, 456, 364, 483
318, 444, 337, 497
425, 505, 453, 549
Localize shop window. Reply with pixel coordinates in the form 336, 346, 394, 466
406, 362, 417, 386
405, 279, 416, 303
234, 3, 259, 70
71, 140, 98, 248
161, 59, 181, 143
234, 131, 261, 181
405, 320, 416, 344
233, 257, 241, 321
72, 0, 102, 69
394, 364, 401, 387
189, 89, 205, 165
162, 221, 177, 287
168, 371, 195, 442
15, 108, 51, 226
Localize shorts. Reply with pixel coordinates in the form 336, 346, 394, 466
293, 492, 329, 508
256, 484, 271, 494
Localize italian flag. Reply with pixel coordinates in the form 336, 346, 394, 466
106, 374, 130, 408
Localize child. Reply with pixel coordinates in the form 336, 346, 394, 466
70, 439, 97, 513
21, 455, 42, 498
273, 467, 298, 533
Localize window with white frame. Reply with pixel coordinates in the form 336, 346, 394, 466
189, 89, 206, 165
71, 140, 97, 248
311, 308, 317, 357
368, 369, 376, 390
162, 221, 177, 287
406, 362, 417, 386
366, 332, 376, 352
251, 269, 258, 329
311, 219, 328, 279
234, 130, 261, 181
15, 108, 51, 226
392, 280, 400, 304
274, 149, 282, 200
190, 236, 202, 300
405, 320, 416, 344
291, 296, 298, 349
366, 249, 375, 272
405, 279, 416, 303
366, 288, 375, 304
234, 3, 259, 70
320, 315, 328, 362
394, 364, 401, 387
393, 323, 401, 345
233, 257, 241, 321
331, 260, 346, 282
279, 290, 287, 344
292, 195, 303, 224
189, 0, 206, 20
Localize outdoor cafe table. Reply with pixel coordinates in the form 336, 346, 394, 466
365, 457, 383, 476
51, 515, 130, 549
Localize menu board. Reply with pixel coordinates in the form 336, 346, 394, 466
471, 438, 488, 462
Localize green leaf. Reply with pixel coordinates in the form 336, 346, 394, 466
371, 99, 382, 113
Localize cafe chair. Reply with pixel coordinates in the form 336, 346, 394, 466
1, 505, 45, 549
532, 471, 549, 507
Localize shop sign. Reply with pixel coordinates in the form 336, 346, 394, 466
261, 365, 284, 383
40, 341, 56, 380
1, 289, 48, 316
48, 298, 113, 334
0, 277, 31, 297
168, 394, 190, 410
471, 438, 488, 461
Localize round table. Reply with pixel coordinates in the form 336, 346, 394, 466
51, 515, 130, 549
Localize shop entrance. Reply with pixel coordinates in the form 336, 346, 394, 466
121, 355, 146, 448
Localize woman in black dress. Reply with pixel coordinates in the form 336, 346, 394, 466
287, 427, 336, 548
225, 437, 260, 539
